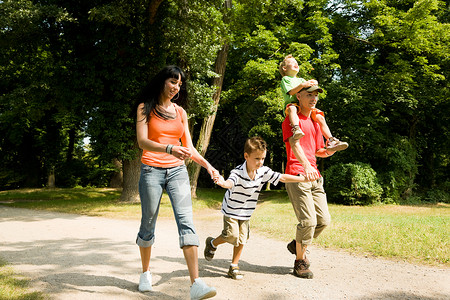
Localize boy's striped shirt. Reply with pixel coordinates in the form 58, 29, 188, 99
221, 161, 281, 220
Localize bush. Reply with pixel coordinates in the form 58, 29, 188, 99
425, 189, 450, 203
324, 162, 383, 205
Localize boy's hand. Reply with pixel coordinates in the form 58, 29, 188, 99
214, 175, 226, 187
207, 167, 220, 180
304, 164, 320, 181
211, 169, 220, 179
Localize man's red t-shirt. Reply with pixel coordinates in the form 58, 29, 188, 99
282, 112, 325, 176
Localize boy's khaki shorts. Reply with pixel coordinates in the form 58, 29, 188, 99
220, 216, 250, 247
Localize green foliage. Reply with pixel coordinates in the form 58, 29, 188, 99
1, 0, 227, 189
424, 189, 450, 204
209, 0, 337, 178
322, 0, 449, 202
324, 162, 383, 205
1, 0, 448, 204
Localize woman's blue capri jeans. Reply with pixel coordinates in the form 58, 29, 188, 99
136, 164, 199, 248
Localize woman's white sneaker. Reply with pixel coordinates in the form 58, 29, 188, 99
138, 271, 152, 292
190, 278, 216, 300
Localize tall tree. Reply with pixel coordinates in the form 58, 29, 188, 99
188, 0, 232, 197
324, 0, 449, 199
87, 0, 226, 201
0, 0, 88, 188
206, 0, 337, 181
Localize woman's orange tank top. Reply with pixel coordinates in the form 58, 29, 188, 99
141, 104, 185, 168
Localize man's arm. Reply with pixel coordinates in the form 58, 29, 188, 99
316, 148, 336, 158
289, 137, 320, 181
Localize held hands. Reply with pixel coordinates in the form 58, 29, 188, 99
208, 168, 220, 181
213, 175, 226, 188
303, 163, 320, 181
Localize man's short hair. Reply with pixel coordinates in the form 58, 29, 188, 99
244, 136, 267, 155
279, 54, 294, 77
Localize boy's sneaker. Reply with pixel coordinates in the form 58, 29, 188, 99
293, 259, 313, 279
138, 271, 152, 292
204, 237, 216, 261
292, 125, 305, 140
326, 137, 348, 152
190, 278, 217, 300
227, 265, 244, 280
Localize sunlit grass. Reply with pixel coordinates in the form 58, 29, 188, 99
0, 259, 46, 300
252, 190, 449, 266
0, 187, 222, 219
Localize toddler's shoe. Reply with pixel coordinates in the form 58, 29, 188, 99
292, 125, 305, 140
227, 265, 243, 280
138, 271, 152, 292
326, 137, 348, 152
204, 237, 216, 261
190, 278, 216, 300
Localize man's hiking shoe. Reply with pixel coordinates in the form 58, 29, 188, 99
227, 265, 244, 280
326, 137, 348, 152
292, 125, 305, 140
287, 240, 310, 268
190, 278, 216, 300
204, 237, 216, 261
138, 271, 152, 292
293, 259, 313, 279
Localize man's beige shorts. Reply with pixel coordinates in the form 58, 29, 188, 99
220, 216, 250, 247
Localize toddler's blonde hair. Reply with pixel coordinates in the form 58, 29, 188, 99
279, 54, 295, 76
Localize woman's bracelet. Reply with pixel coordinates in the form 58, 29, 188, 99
166, 144, 174, 154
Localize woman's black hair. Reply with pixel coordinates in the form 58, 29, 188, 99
135, 65, 188, 122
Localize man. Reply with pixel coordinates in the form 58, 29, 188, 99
281, 85, 335, 279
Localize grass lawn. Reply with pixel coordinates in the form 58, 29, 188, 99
0, 187, 448, 267
0, 258, 45, 300
252, 190, 449, 266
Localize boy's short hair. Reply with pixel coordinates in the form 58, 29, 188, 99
244, 136, 267, 155
279, 54, 294, 77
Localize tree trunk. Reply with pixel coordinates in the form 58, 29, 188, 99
149, 0, 165, 24
189, 42, 230, 197
110, 158, 123, 188
66, 128, 75, 162
47, 168, 55, 188
120, 153, 141, 202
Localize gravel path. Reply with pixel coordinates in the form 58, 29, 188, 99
0, 206, 448, 299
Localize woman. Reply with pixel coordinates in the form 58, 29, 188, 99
135, 65, 217, 299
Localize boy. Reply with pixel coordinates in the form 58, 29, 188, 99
204, 136, 308, 280
279, 55, 348, 151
